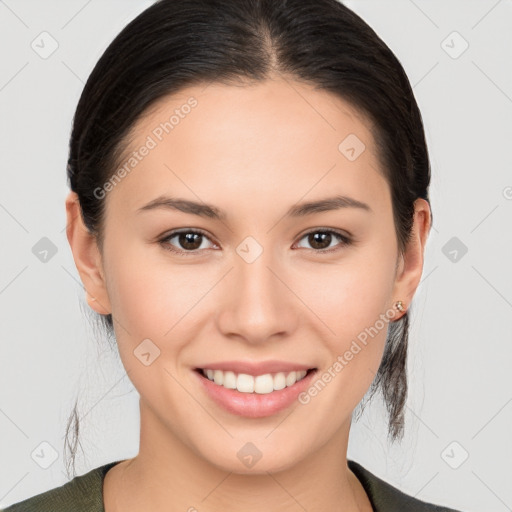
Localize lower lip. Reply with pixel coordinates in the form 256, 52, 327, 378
193, 369, 318, 418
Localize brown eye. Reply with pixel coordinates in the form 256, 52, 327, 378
159, 228, 351, 256
176, 232, 203, 250
159, 229, 215, 254
295, 229, 351, 253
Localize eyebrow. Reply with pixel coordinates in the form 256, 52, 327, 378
137, 194, 372, 220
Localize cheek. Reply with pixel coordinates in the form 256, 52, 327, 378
296, 240, 397, 387
103, 238, 209, 338
299, 245, 396, 338
297, 260, 396, 413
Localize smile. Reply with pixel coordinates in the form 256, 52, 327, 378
194, 365, 319, 418
199, 368, 311, 394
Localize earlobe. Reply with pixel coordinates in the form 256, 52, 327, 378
65, 191, 112, 316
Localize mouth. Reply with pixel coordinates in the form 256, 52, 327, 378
193, 365, 319, 418
194, 367, 317, 394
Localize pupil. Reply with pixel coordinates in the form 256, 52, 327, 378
181, 233, 201, 250
310, 232, 330, 249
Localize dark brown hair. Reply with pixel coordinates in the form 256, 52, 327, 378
64, 0, 432, 478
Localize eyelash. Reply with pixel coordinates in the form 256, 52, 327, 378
158, 228, 352, 256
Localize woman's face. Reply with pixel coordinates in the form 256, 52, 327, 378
69, 77, 429, 474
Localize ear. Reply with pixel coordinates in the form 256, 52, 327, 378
65, 191, 111, 315
391, 198, 431, 319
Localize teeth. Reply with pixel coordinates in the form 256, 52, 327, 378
223, 371, 237, 389
213, 370, 223, 385
254, 374, 273, 394
273, 372, 286, 390
201, 369, 309, 394
286, 371, 297, 387
237, 373, 254, 393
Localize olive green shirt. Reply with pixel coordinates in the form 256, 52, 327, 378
1, 459, 462, 511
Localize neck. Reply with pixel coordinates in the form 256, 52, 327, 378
104, 401, 371, 512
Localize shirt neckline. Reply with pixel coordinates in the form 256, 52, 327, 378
95, 458, 379, 511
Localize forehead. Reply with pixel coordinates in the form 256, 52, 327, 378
105, 78, 388, 218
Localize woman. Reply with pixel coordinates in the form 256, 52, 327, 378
2, 0, 464, 510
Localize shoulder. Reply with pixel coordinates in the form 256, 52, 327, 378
0, 461, 121, 512
348, 459, 463, 512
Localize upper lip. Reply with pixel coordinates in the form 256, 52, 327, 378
195, 360, 316, 376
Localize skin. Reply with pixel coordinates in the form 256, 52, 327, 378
65, 75, 431, 512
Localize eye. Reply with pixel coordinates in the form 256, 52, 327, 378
159, 229, 217, 255
158, 228, 352, 256
294, 229, 352, 253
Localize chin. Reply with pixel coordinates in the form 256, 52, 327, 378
196, 437, 309, 475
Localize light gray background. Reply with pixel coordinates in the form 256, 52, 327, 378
0, 1, 511, 510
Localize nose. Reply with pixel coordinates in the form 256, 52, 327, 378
215, 248, 300, 345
